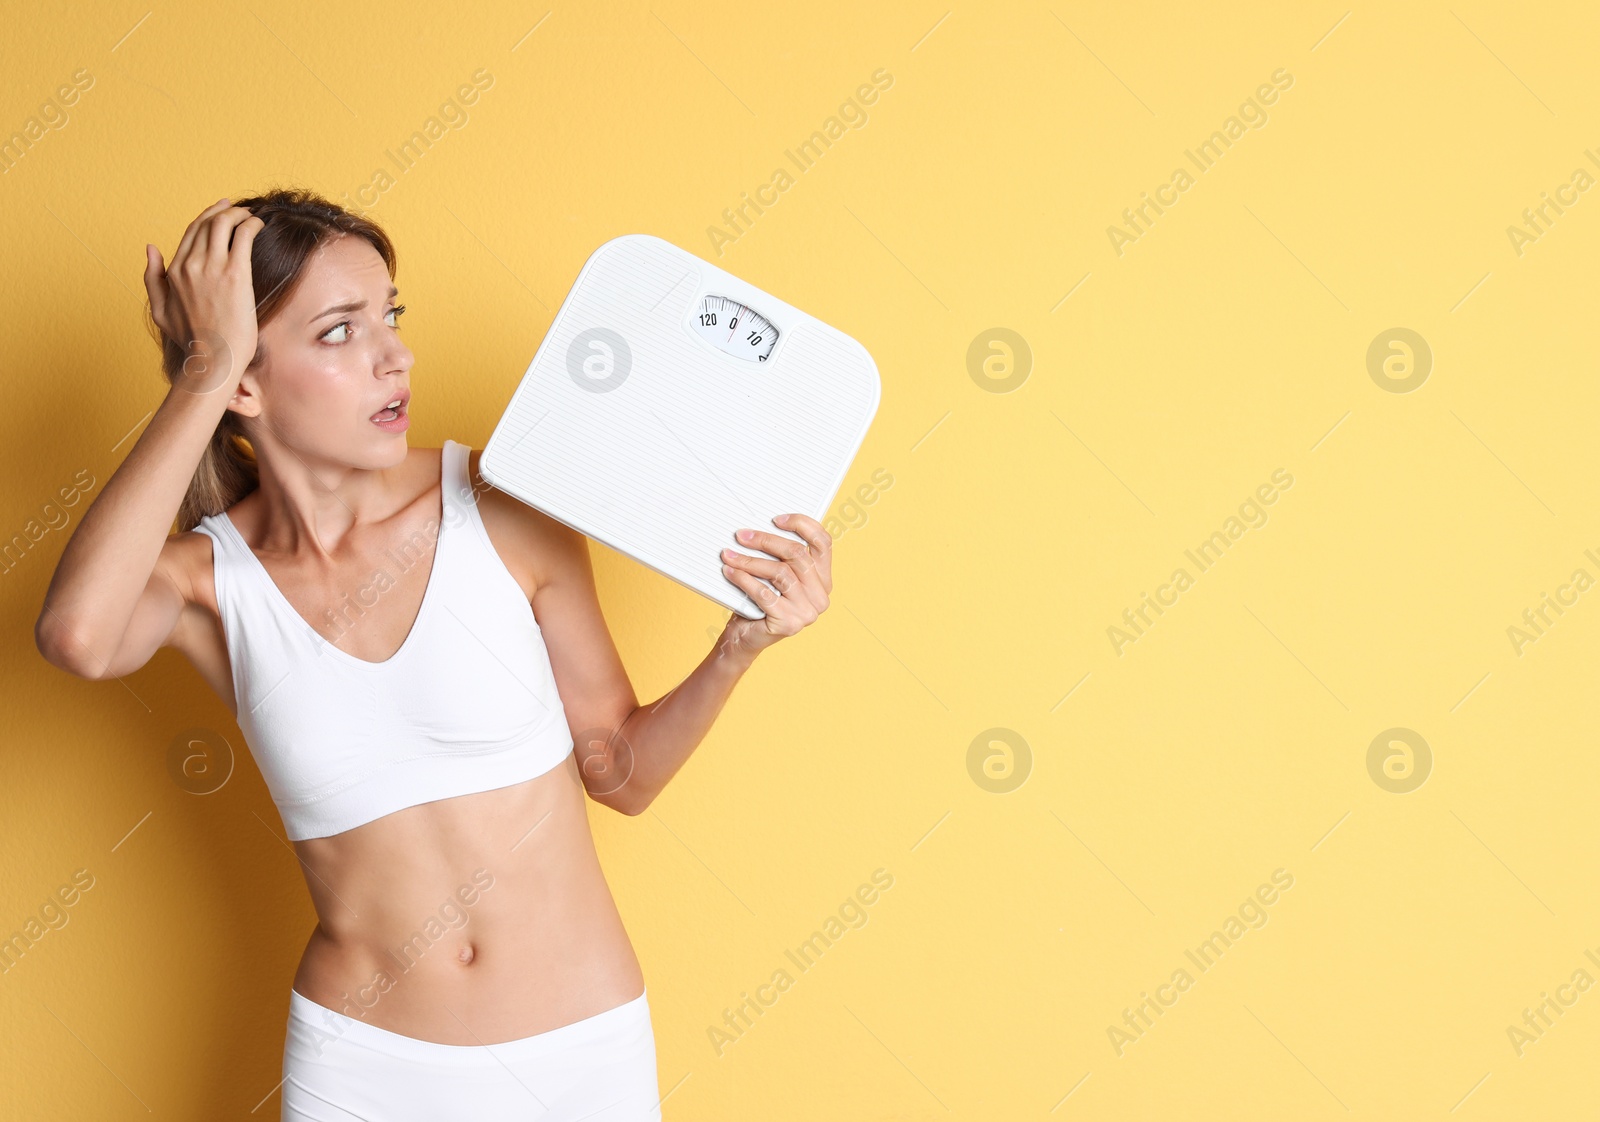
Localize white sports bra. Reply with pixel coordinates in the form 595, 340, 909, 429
193, 440, 574, 841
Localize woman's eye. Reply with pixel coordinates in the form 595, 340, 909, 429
320, 305, 404, 343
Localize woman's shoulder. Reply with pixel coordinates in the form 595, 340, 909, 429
460, 445, 588, 599
156, 519, 229, 671
183, 489, 256, 544
167, 499, 247, 607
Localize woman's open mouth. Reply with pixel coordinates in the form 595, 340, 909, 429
370, 392, 410, 431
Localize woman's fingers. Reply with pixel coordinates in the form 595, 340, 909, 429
143, 243, 190, 340
172, 196, 233, 276
206, 206, 258, 270
720, 563, 787, 618
230, 214, 265, 270
143, 244, 170, 334
776, 513, 832, 594
722, 550, 795, 592
717, 514, 834, 650
731, 514, 833, 599
722, 544, 825, 616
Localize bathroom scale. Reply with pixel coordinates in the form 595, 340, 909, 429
479, 233, 882, 620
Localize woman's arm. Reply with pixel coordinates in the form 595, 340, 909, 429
525, 505, 830, 816
37, 390, 227, 678
599, 634, 761, 817
35, 199, 263, 678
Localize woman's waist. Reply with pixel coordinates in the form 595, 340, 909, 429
292, 907, 643, 1043
299, 835, 623, 960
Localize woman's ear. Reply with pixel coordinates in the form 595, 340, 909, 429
226, 364, 264, 420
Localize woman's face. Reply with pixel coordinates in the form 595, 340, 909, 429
234, 233, 414, 467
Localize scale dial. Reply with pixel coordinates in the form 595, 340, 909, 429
692, 294, 778, 362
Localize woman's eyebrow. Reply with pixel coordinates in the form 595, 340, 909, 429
309, 285, 400, 324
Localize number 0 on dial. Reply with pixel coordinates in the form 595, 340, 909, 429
692, 295, 779, 362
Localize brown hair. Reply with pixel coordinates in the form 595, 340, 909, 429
149, 186, 398, 532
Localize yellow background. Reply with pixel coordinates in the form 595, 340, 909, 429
3, 0, 1597, 1118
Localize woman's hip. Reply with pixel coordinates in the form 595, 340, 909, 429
281, 984, 660, 1121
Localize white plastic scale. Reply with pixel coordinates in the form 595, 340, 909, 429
480, 234, 882, 619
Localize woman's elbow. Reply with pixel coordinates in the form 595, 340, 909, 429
34, 614, 102, 679
585, 779, 651, 816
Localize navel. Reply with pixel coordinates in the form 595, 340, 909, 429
458, 941, 476, 966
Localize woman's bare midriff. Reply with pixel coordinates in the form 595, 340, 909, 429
287, 751, 645, 1045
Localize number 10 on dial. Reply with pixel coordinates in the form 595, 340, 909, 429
692, 295, 779, 362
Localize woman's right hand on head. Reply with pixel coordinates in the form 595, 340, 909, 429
144, 196, 266, 392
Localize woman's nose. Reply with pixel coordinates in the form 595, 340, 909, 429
378, 335, 414, 373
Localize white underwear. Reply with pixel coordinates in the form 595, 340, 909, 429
281, 985, 662, 1121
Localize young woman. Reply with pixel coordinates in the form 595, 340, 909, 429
34, 189, 832, 1121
